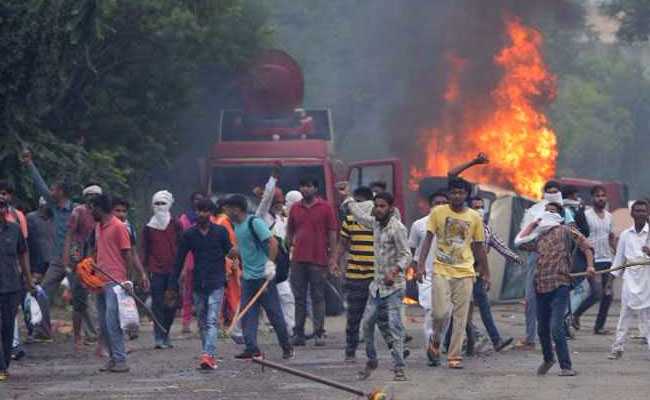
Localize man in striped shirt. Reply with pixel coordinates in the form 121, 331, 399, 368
337, 187, 375, 361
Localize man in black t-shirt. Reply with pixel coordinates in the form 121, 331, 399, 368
0, 198, 34, 381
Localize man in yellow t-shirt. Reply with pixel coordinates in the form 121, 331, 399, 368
416, 177, 488, 369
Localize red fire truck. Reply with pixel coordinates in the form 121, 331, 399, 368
200, 50, 405, 216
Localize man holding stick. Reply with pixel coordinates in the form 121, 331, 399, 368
90, 194, 148, 373
608, 200, 650, 359
224, 195, 294, 360
167, 199, 232, 370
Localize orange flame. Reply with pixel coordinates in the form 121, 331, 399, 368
411, 18, 558, 199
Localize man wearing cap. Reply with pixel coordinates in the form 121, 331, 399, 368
22, 150, 99, 350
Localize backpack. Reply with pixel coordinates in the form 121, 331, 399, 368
248, 216, 290, 283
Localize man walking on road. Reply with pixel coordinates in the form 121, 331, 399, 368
573, 185, 618, 335
608, 200, 650, 360
416, 178, 488, 370
287, 176, 338, 346
342, 190, 411, 382
225, 195, 294, 360
168, 199, 232, 370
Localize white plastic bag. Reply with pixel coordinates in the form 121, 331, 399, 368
113, 284, 140, 334
24, 293, 43, 325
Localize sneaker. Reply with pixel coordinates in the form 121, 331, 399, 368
358, 359, 378, 381
314, 335, 326, 347
426, 342, 441, 367
608, 350, 623, 360
571, 317, 581, 331
558, 369, 577, 377
282, 346, 295, 360
11, 349, 25, 361
514, 339, 535, 351
234, 350, 262, 360
99, 360, 115, 372
393, 368, 408, 382
495, 337, 514, 352
291, 335, 306, 346
109, 361, 130, 373
230, 334, 245, 345
537, 360, 555, 376
199, 354, 218, 370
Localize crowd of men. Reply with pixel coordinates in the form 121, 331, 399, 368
1, 152, 649, 384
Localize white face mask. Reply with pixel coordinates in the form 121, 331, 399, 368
543, 191, 563, 205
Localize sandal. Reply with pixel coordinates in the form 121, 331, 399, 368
448, 357, 464, 369
393, 368, 408, 381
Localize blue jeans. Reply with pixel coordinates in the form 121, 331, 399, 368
363, 290, 405, 369
241, 279, 290, 354
193, 288, 224, 357
97, 284, 126, 363
473, 278, 502, 345
525, 253, 538, 344
536, 286, 572, 370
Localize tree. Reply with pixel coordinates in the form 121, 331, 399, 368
602, 0, 650, 42
0, 0, 268, 205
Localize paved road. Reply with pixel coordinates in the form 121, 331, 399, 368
4, 303, 649, 400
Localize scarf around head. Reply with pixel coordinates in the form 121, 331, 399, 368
515, 211, 563, 246
147, 190, 174, 231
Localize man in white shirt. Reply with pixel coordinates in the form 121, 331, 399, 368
573, 185, 618, 334
608, 200, 650, 359
409, 191, 448, 341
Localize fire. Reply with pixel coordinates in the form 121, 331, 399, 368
411, 17, 558, 199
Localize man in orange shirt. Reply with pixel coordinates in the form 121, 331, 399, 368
91, 194, 148, 373
212, 199, 242, 344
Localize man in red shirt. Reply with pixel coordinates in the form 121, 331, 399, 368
91, 194, 147, 373
141, 191, 180, 349
287, 176, 337, 346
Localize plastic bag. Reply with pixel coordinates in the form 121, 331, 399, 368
113, 284, 140, 335
24, 292, 43, 326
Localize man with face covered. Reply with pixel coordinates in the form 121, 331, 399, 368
141, 191, 179, 348
514, 180, 574, 350
341, 190, 411, 382
518, 202, 595, 376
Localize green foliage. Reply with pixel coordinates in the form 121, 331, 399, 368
602, 0, 650, 42
1, 0, 268, 207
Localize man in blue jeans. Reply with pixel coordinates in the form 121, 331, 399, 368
518, 203, 594, 376
168, 199, 232, 370
224, 195, 293, 360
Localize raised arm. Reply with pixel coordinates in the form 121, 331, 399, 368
344, 199, 375, 228
255, 165, 280, 218
447, 152, 489, 178
21, 150, 53, 203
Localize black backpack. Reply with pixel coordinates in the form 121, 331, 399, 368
248, 216, 290, 283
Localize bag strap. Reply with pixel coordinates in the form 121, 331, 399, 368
248, 216, 264, 249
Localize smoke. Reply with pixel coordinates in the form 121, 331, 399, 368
268, 0, 583, 162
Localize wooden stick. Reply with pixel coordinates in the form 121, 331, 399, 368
225, 278, 272, 335
570, 259, 650, 278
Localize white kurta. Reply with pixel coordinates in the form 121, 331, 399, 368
611, 224, 650, 310
610, 223, 650, 352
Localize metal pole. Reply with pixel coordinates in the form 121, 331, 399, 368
251, 357, 367, 398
